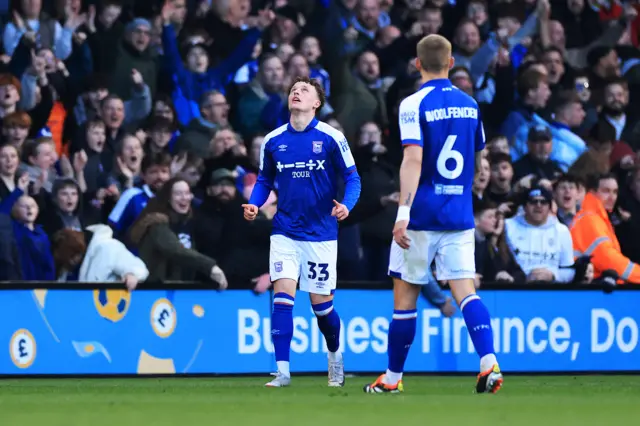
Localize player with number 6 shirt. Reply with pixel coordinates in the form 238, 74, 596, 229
363, 34, 503, 394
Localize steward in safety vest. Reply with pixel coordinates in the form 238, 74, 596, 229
570, 174, 640, 284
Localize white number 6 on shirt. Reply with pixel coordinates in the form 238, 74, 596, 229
437, 135, 464, 179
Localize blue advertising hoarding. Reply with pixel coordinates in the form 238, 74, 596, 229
1, 288, 638, 375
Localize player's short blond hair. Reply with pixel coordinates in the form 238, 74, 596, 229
416, 34, 451, 74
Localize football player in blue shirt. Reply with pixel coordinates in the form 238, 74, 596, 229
364, 35, 503, 394
243, 76, 361, 388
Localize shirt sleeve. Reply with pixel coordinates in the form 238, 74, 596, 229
108, 189, 139, 233
331, 132, 356, 172
330, 133, 360, 211
398, 95, 422, 146
248, 139, 276, 207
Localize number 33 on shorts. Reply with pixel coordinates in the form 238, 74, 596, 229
269, 235, 337, 295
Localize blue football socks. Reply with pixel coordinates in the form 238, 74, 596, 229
313, 300, 342, 361
272, 292, 295, 377
384, 309, 418, 383
460, 294, 497, 371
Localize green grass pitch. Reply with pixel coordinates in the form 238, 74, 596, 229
1, 375, 639, 426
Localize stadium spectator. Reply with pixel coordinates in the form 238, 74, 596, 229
2, 111, 31, 149
486, 152, 515, 205
571, 173, 640, 283
512, 125, 563, 181
3, 0, 81, 60
109, 17, 157, 101
590, 79, 640, 152
474, 199, 525, 284
554, 174, 581, 226
51, 225, 148, 289
198, 168, 270, 291
0, 175, 55, 280
616, 167, 640, 264
129, 177, 227, 286
174, 90, 230, 157
0, 143, 19, 200
500, 69, 551, 141
160, 1, 268, 125
235, 53, 285, 135
472, 156, 490, 204
505, 186, 576, 283
21, 137, 59, 193
108, 150, 171, 243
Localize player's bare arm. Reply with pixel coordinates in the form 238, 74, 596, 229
394, 145, 423, 249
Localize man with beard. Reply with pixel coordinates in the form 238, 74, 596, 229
108, 152, 171, 246
195, 168, 271, 291
590, 79, 640, 151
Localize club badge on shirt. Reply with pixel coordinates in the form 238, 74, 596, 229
312, 141, 323, 154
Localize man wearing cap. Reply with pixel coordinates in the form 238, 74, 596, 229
109, 18, 157, 101
571, 173, 640, 284
511, 125, 563, 182
195, 168, 272, 292
505, 186, 576, 283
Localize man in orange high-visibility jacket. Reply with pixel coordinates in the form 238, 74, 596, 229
571, 173, 640, 284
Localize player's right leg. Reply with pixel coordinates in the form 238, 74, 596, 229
436, 229, 503, 394
265, 235, 300, 388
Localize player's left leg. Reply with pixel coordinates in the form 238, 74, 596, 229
309, 291, 344, 387
300, 239, 343, 387
437, 230, 503, 394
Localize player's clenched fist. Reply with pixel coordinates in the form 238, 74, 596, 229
331, 199, 349, 221
393, 220, 411, 249
242, 203, 259, 221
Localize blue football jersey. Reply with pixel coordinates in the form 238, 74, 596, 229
252, 118, 359, 242
398, 78, 485, 231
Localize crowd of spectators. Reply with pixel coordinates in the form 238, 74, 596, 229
0, 0, 639, 297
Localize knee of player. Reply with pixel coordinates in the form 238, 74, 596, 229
392, 279, 421, 310
447, 277, 477, 305
311, 295, 335, 316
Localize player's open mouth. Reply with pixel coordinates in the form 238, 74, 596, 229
292, 97, 300, 103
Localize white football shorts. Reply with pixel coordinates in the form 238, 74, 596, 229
388, 229, 476, 284
269, 234, 337, 295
